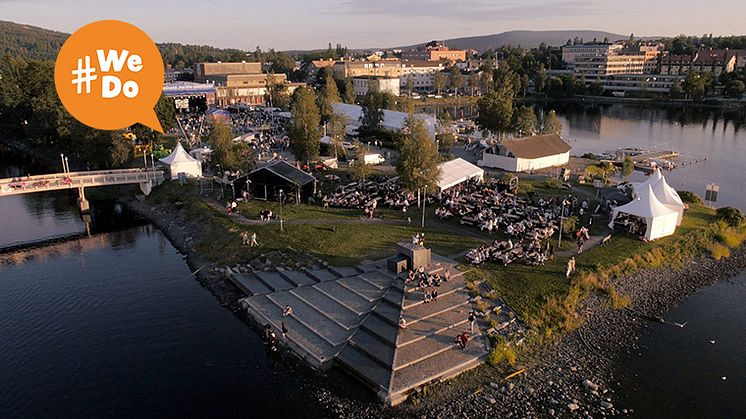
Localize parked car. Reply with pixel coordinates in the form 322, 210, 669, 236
349, 153, 386, 166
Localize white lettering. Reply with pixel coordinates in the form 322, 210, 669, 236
96, 49, 129, 72
101, 75, 122, 98
127, 54, 143, 72
122, 80, 139, 98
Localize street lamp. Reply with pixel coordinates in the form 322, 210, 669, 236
421, 185, 427, 228
279, 189, 284, 232
558, 199, 568, 247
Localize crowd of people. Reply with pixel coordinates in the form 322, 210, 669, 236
441, 179, 587, 266
320, 176, 418, 219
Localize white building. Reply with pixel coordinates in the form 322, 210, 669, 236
400, 62, 445, 93
561, 43, 623, 66
478, 135, 571, 172
352, 77, 401, 97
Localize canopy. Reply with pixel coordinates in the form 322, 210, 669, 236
609, 184, 679, 240
331, 102, 436, 137
437, 158, 484, 191
159, 142, 202, 179
632, 168, 684, 225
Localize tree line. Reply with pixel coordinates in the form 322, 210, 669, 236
0, 55, 176, 170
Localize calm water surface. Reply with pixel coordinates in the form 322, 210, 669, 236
0, 149, 366, 418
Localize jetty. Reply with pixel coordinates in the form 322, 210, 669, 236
236, 243, 495, 405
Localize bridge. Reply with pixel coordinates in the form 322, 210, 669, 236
0, 168, 164, 211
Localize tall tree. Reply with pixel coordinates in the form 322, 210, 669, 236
359, 92, 395, 129
343, 78, 356, 104
449, 66, 463, 96
477, 85, 514, 135
396, 117, 441, 193
288, 86, 322, 164
317, 72, 341, 123
327, 111, 347, 160
433, 71, 445, 95
207, 120, 252, 173
512, 106, 537, 136
541, 109, 563, 136
351, 145, 371, 181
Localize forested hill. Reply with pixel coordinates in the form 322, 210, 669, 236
0, 20, 251, 67
0, 20, 68, 61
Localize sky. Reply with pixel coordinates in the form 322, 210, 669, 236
3, 0, 746, 51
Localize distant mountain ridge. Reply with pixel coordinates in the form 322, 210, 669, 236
395, 30, 628, 52
0, 20, 68, 61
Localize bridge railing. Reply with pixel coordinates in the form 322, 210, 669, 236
0, 168, 164, 195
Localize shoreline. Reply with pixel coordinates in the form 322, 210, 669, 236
123, 191, 746, 417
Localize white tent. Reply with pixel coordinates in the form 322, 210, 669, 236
331, 102, 437, 137
632, 168, 684, 225
437, 158, 484, 191
650, 174, 685, 225
631, 168, 663, 197
609, 184, 679, 240
159, 142, 202, 179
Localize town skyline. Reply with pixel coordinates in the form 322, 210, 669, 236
2, 0, 746, 51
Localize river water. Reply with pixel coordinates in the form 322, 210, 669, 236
0, 148, 367, 418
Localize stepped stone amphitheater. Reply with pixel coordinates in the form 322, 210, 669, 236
236, 243, 492, 405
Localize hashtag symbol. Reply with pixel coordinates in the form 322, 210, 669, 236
71, 56, 97, 94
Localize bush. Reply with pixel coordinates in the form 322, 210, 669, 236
488, 338, 517, 367
562, 216, 578, 235
710, 243, 731, 260
545, 177, 562, 189
716, 207, 745, 227
517, 182, 534, 194
606, 285, 631, 309
677, 190, 703, 205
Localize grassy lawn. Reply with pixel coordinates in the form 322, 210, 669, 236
151, 182, 482, 266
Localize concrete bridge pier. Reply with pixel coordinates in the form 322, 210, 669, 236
77, 187, 90, 213
139, 180, 153, 196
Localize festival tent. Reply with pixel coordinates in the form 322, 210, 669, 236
332, 102, 437, 137
632, 168, 684, 225
436, 158, 484, 192
159, 142, 202, 179
650, 174, 685, 225
631, 168, 663, 197
609, 184, 679, 240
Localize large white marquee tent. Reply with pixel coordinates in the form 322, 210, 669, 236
159, 142, 202, 179
609, 184, 680, 241
632, 168, 685, 225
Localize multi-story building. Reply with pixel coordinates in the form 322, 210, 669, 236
401, 43, 466, 63
561, 43, 623, 66
193, 61, 302, 107
692, 49, 736, 77
660, 54, 696, 75
573, 53, 647, 78
351, 76, 400, 97
399, 61, 445, 93
333, 60, 403, 79
164, 65, 194, 83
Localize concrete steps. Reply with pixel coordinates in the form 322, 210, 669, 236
389, 340, 486, 396
402, 289, 471, 323
266, 292, 349, 347
398, 307, 471, 346
289, 286, 360, 328
243, 295, 337, 367
395, 327, 483, 372
230, 272, 272, 296
338, 276, 386, 301
305, 268, 339, 282
337, 344, 391, 394
315, 281, 374, 314
278, 269, 318, 287
256, 271, 296, 292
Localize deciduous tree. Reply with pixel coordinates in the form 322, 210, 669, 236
288, 86, 322, 164
396, 117, 441, 193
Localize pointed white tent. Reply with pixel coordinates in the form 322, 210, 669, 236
631, 168, 663, 197
650, 174, 685, 225
159, 142, 202, 179
609, 184, 679, 241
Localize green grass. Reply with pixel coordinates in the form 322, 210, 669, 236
150, 182, 482, 266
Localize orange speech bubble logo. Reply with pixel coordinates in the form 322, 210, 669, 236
55, 20, 164, 133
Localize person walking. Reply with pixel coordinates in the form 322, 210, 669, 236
281, 321, 288, 338
566, 257, 576, 278
282, 305, 293, 317
241, 231, 249, 245
250, 232, 258, 247
468, 311, 477, 333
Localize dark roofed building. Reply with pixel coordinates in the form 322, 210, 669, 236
237, 160, 316, 202
478, 134, 571, 172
